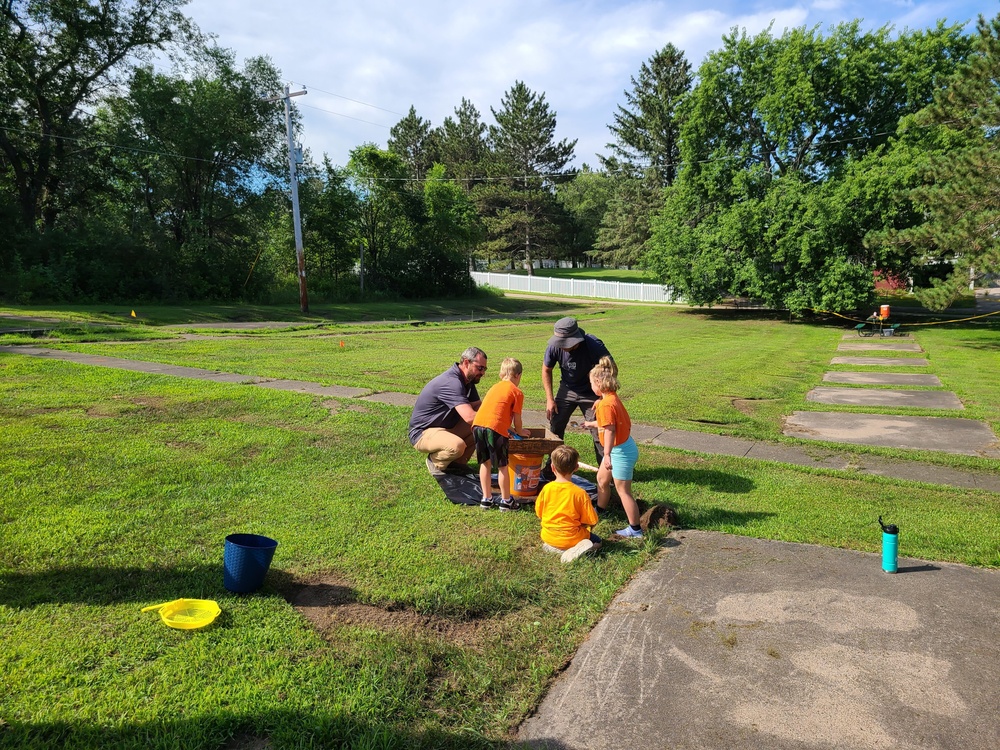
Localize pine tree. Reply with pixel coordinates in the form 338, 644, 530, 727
387, 106, 437, 184
434, 98, 487, 193
890, 13, 1000, 309
604, 44, 691, 186
595, 45, 691, 268
476, 82, 576, 274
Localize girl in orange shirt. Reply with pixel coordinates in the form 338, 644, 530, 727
583, 356, 642, 538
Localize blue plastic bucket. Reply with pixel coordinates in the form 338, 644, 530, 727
223, 533, 278, 593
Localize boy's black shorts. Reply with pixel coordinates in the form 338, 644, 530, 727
473, 426, 509, 468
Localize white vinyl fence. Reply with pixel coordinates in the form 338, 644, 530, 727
471, 272, 676, 303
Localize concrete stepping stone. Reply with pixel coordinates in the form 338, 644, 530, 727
784, 412, 1000, 456
807, 386, 963, 410
823, 372, 942, 386
837, 341, 923, 352
831, 357, 929, 366
840, 332, 911, 339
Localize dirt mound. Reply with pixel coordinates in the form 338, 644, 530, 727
639, 503, 679, 532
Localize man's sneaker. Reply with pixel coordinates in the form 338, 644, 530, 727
480, 496, 495, 510
425, 457, 445, 477
615, 526, 643, 539
497, 497, 521, 512
560, 538, 595, 564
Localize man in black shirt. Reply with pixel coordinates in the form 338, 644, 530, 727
541, 317, 614, 476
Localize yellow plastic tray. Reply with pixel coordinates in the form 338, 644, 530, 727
142, 598, 221, 629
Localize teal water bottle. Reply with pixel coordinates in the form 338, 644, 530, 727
879, 516, 898, 573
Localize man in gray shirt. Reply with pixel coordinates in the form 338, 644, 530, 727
409, 346, 487, 475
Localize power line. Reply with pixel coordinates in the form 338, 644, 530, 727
288, 81, 406, 117
297, 102, 391, 129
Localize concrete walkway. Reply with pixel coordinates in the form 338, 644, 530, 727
790, 333, 1000, 457
3, 344, 1000, 493
518, 530, 1000, 750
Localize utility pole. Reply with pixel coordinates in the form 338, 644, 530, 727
263, 85, 309, 312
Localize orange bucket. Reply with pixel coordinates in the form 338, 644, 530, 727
508, 453, 543, 498
880, 304, 890, 319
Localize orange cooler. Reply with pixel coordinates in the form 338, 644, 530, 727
880, 304, 890, 319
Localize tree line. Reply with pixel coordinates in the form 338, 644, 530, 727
2, 1, 997, 311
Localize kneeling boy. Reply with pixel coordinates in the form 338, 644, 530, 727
535, 445, 602, 563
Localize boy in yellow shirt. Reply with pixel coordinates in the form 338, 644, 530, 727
472, 357, 530, 510
535, 445, 602, 563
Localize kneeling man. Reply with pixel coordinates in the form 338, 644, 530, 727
409, 346, 487, 474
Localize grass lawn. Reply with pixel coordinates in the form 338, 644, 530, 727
2, 303, 999, 748
2, 356, 997, 750
14, 303, 1000, 472
0, 296, 589, 330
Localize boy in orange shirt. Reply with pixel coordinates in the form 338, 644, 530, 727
472, 358, 530, 510
535, 445, 602, 563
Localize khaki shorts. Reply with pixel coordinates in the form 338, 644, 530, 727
414, 427, 468, 470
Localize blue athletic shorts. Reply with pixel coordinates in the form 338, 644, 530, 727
610, 436, 639, 481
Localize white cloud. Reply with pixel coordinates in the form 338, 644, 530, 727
183, 0, 986, 167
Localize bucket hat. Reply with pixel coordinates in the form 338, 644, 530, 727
549, 317, 585, 349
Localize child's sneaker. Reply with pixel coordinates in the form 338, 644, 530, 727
615, 526, 643, 539
497, 497, 521, 512
480, 495, 495, 510
560, 538, 595, 564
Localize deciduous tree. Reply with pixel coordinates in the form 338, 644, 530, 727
0, 0, 195, 232
646, 22, 970, 312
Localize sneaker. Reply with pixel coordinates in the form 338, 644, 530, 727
541, 543, 563, 555
615, 526, 643, 539
497, 497, 521, 512
480, 496, 495, 510
560, 538, 595, 564
425, 457, 445, 477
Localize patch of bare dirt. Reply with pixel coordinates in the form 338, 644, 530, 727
342, 403, 371, 413
130, 396, 167, 409
85, 405, 119, 417
729, 396, 777, 416
283, 574, 499, 648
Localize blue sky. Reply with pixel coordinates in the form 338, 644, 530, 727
184, 0, 988, 169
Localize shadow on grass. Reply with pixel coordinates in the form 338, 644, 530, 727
0, 563, 262, 608
635, 467, 755, 493
677, 306, 790, 323
677, 506, 777, 528
2, 710, 500, 750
